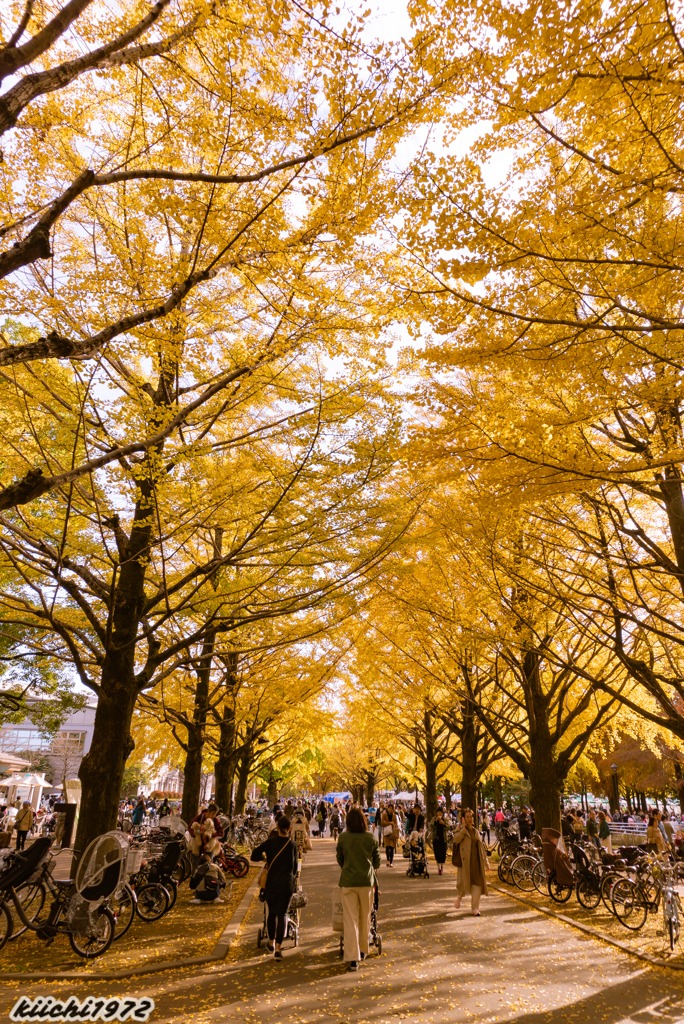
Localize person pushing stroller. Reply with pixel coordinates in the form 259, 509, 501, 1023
406, 830, 429, 878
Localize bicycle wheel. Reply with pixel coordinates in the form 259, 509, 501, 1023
9, 880, 47, 939
111, 885, 136, 941
532, 860, 547, 894
511, 855, 537, 892
69, 906, 115, 958
548, 875, 573, 903
600, 872, 621, 911
576, 876, 601, 909
0, 902, 13, 951
498, 856, 513, 884
611, 878, 647, 931
135, 883, 169, 922
228, 857, 249, 879
164, 878, 178, 911
669, 915, 680, 951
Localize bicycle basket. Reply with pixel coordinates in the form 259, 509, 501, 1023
125, 847, 144, 877
500, 836, 521, 857
75, 833, 127, 902
290, 891, 309, 910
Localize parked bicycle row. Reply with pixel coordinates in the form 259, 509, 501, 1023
0, 813, 254, 960
497, 826, 684, 950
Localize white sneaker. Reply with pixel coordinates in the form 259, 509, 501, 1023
213, 897, 225, 903
190, 898, 202, 904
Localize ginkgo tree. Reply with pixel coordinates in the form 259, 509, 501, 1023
394, 0, 684, 773
0, 339, 417, 851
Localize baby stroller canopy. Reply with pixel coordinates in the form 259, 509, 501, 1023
160, 816, 187, 840
75, 832, 127, 902
0, 837, 52, 891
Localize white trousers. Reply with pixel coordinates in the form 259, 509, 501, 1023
341, 885, 373, 962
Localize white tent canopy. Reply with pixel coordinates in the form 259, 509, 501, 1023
0, 771, 50, 810
0, 773, 49, 788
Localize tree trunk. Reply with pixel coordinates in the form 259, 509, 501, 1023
234, 748, 252, 815
75, 371, 174, 857
524, 650, 562, 832
459, 710, 479, 814
213, 653, 239, 812
422, 714, 439, 820
494, 775, 502, 808
365, 771, 376, 806
267, 765, 278, 806
76, 681, 137, 852
181, 724, 204, 823
528, 763, 561, 833
443, 779, 452, 812
180, 633, 214, 822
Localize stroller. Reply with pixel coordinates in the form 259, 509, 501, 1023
406, 835, 430, 879
256, 890, 303, 949
338, 885, 382, 957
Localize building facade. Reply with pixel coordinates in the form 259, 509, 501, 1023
0, 702, 96, 778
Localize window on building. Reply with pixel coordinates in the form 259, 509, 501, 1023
0, 728, 86, 755
62, 732, 85, 753
0, 728, 52, 752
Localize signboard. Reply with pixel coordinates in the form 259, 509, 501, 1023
52, 802, 77, 849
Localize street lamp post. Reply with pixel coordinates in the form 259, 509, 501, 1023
611, 764, 619, 812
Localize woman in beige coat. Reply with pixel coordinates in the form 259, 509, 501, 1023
452, 808, 489, 915
380, 803, 400, 867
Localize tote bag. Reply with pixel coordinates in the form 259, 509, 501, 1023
332, 887, 344, 932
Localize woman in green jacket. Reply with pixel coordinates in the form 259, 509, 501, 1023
598, 811, 612, 854
336, 807, 381, 972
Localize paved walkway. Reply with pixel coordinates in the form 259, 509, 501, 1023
4, 841, 684, 1024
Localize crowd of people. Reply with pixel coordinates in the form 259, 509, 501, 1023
247, 797, 491, 970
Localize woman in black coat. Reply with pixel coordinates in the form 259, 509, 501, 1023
251, 816, 298, 961
431, 808, 449, 875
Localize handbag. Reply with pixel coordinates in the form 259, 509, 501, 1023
332, 886, 344, 932
383, 824, 394, 837
259, 837, 289, 889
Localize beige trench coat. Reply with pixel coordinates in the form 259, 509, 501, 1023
453, 825, 489, 896
380, 810, 400, 849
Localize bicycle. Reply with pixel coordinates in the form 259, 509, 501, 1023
611, 855, 663, 931
3, 835, 120, 958
509, 834, 544, 893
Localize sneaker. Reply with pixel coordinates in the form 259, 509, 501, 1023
360, 952, 366, 961
265, 943, 275, 953
347, 961, 358, 972
213, 897, 225, 903
189, 898, 202, 904
274, 950, 283, 961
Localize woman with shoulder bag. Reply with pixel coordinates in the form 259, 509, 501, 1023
336, 807, 381, 972
251, 815, 298, 961
452, 808, 489, 916
380, 802, 399, 867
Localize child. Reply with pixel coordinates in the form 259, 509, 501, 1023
190, 854, 228, 904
